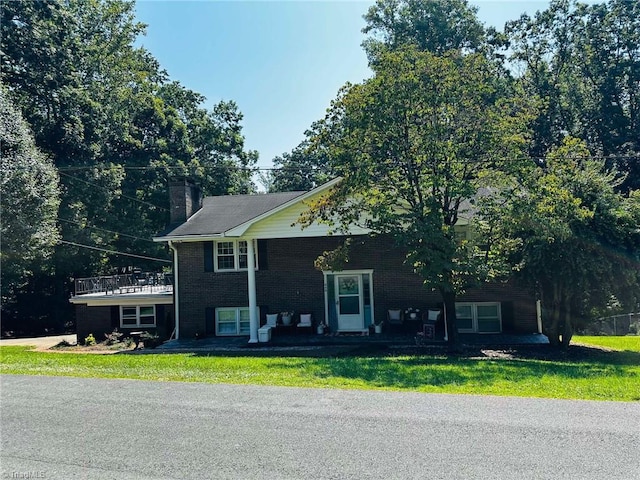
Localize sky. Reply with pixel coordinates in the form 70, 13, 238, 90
134, 1, 560, 171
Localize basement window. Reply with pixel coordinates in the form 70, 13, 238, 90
215, 307, 251, 336
120, 305, 156, 328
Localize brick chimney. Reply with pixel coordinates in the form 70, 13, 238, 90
169, 179, 202, 225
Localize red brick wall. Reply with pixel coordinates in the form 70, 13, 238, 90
75, 304, 174, 343
75, 304, 115, 344
175, 235, 538, 338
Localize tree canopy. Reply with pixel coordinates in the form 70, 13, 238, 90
488, 138, 640, 346
506, 0, 640, 190
303, 48, 531, 349
1, 0, 257, 333
0, 87, 60, 303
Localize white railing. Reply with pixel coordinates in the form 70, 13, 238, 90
74, 272, 173, 295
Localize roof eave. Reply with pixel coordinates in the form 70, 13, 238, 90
153, 233, 223, 243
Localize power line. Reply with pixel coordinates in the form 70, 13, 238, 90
53, 155, 640, 173
58, 171, 169, 211
59, 240, 171, 263
58, 217, 156, 244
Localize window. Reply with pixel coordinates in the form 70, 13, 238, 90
455, 302, 501, 333
215, 307, 251, 336
214, 240, 258, 272
120, 305, 156, 328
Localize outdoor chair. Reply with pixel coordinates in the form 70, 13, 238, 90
296, 313, 313, 334
387, 309, 404, 331
265, 313, 279, 327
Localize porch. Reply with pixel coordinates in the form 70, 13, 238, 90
156, 332, 549, 354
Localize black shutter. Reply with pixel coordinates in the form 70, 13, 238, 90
111, 306, 119, 331
205, 307, 216, 335
204, 241, 214, 272
501, 301, 514, 333
257, 239, 268, 270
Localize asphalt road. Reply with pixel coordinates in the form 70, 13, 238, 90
1, 375, 639, 480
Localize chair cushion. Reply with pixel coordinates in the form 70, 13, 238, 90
266, 314, 278, 326
388, 310, 402, 321
298, 314, 312, 326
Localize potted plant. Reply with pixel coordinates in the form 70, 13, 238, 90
281, 311, 294, 326
405, 308, 420, 320
317, 322, 327, 335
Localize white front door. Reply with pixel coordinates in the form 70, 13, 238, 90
335, 274, 364, 331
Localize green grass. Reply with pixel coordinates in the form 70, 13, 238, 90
573, 335, 640, 352
1, 345, 639, 401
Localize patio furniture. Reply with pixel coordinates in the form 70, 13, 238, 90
297, 313, 313, 334
387, 309, 404, 331
258, 325, 272, 343
265, 313, 278, 327
421, 309, 441, 340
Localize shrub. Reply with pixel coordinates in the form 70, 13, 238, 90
53, 339, 73, 348
104, 329, 123, 346
140, 331, 161, 349
84, 333, 96, 346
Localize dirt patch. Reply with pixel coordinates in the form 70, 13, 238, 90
385, 343, 628, 362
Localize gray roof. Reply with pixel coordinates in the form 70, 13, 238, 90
157, 191, 306, 238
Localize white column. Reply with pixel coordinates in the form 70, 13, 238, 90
247, 239, 258, 343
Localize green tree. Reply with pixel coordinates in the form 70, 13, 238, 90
1, 0, 257, 330
270, 136, 334, 192
362, 0, 486, 58
0, 87, 60, 310
303, 48, 530, 350
505, 0, 640, 190
490, 138, 640, 347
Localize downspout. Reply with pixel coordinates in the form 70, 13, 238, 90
536, 300, 542, 334
168, 240, 180, 340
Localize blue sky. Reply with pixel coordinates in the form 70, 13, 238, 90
134, 1, 558, 171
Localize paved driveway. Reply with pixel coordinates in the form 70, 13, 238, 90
1, 375, 639, 480
0, 334, 76, 348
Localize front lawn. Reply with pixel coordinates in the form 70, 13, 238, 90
1, 344, 638, 401
573, 335, 640, 352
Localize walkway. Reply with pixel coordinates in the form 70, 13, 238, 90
156, 332, 549, 355
0, 334, 77, 348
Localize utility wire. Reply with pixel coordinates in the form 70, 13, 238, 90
54, 154, 640, 172
58, 171, 169, 211
59, 240, 171, 263
58, 217, 156, 244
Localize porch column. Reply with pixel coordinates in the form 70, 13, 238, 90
247, 238, 258, 343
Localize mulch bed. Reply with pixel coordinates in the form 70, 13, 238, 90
383, 343, 630, 362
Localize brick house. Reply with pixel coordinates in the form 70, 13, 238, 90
153, 178, 539, 342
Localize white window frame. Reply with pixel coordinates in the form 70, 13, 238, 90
215, 307, 251, 336
455, 302, 501, 334
213, 239, 258, 272
120, 305, 156, 328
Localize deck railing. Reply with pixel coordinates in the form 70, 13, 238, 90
74, 272, 173, 295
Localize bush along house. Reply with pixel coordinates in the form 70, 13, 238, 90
152, 178, 540, 343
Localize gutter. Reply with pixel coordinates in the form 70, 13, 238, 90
168, 240, 180, 340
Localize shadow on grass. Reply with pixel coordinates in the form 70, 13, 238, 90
252, 345, 640, 392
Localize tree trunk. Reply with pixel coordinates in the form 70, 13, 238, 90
560, 297, 573, 349
543, 283, 561, 346
440, 288, 462, 353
